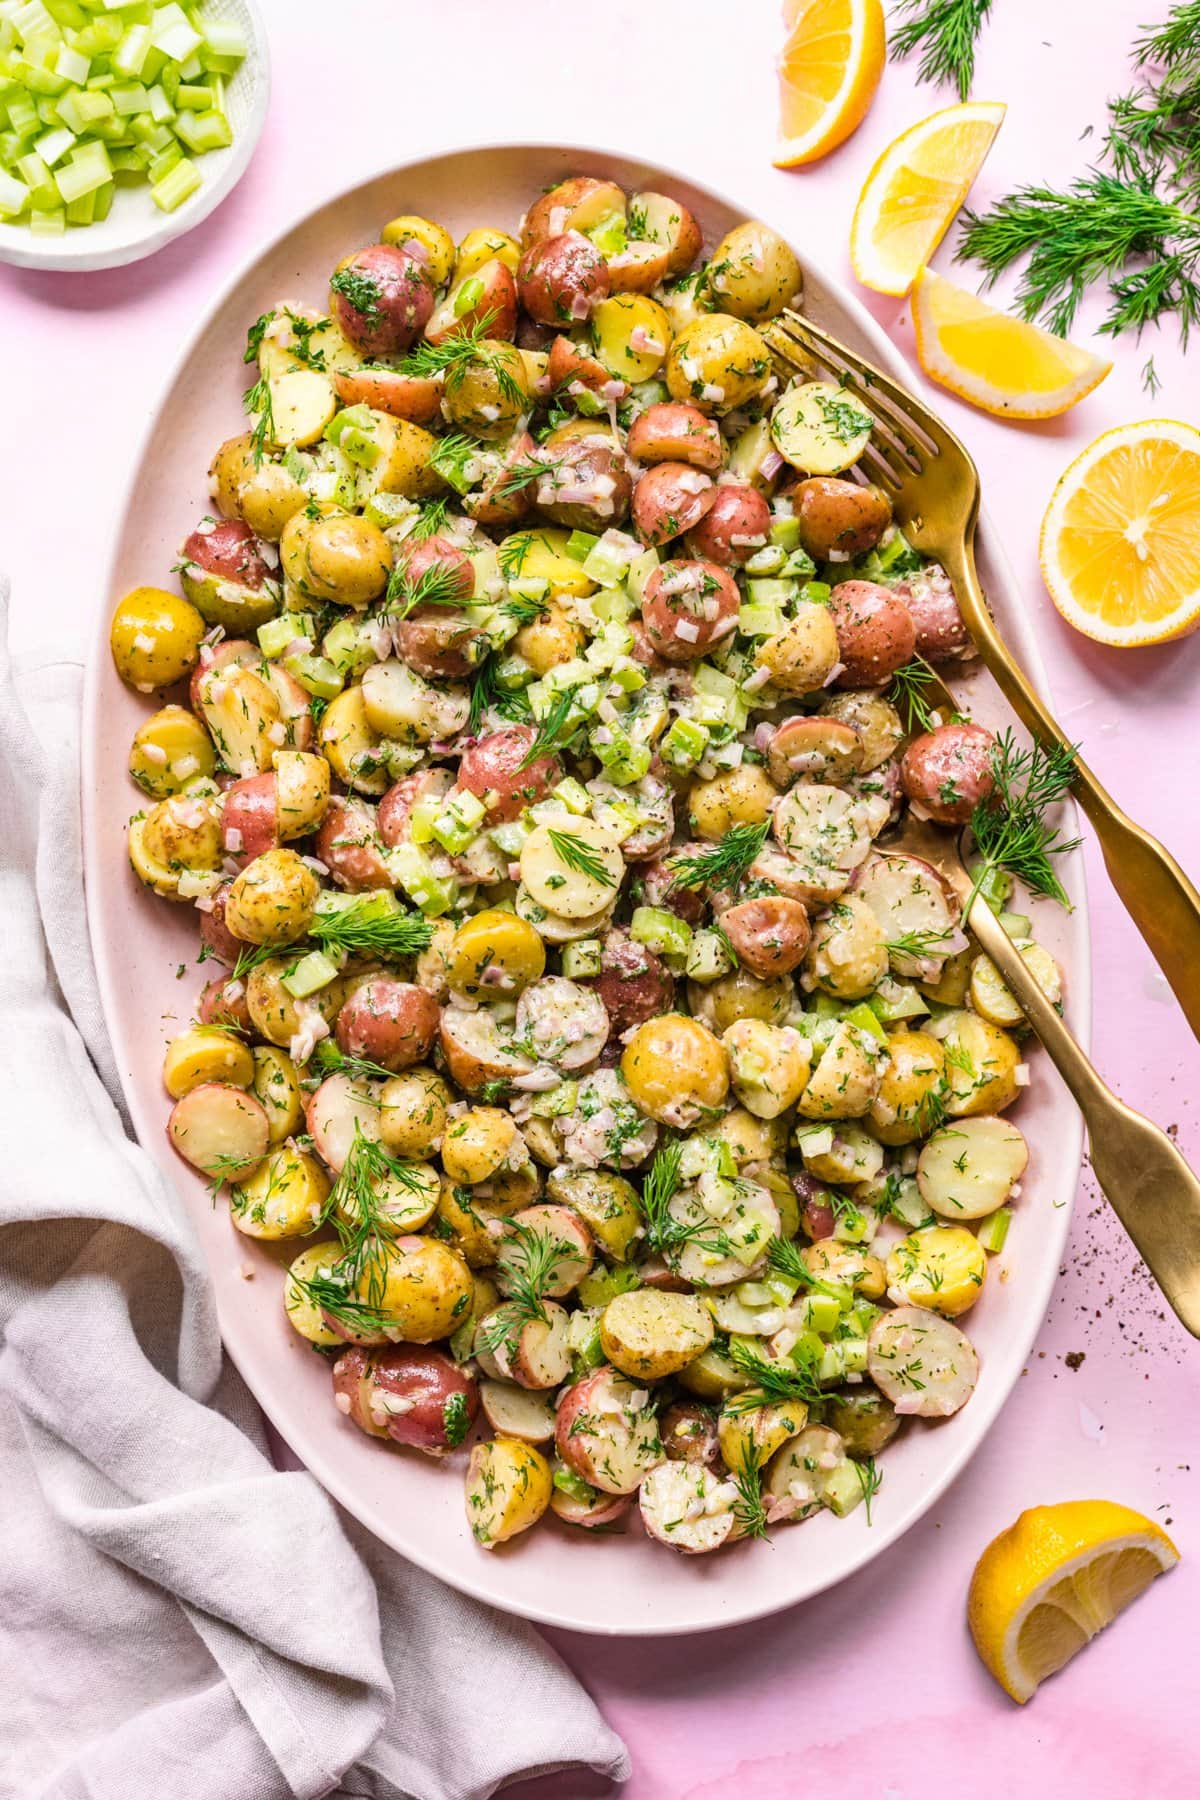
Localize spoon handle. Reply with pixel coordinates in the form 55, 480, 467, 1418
966, 896, 1200, 1338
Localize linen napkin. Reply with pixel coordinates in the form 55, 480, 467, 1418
0, 574, 628, 1800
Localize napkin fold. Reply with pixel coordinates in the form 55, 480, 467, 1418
0, 576, 628, 1800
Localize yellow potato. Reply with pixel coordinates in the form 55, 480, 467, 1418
941, 1011, 1023, 1117
723, 1019, 811, 1121
268, 369, 338, 449
358, 412, 445, 500
665, 313, 771, 414
869, 1028, 947, 1147
820, 690, 904, 772
280, 510, 391, 608
755, 603, 841, 695
447, 909, 546, 999
725, 417, 780, 494
455, 226, 521, 280
366, 1239, 474, 1341
319, 686, 389, 795
128, 705, 216, 798
435, 1180, 514, 1268
513, 602, 585, 674
799, 1120, 885, 1186
886, 1225, 987, 1317
379, 1067, 450, 1158
443, 1108, 519, 1185
381, 213, 456, 284
805, 898, 888, 1001
497, 527, 598, 598
546, 1168, 642, 1262
704, 221, 803, 323
718, 1391, 807, 1472
273, 749, 330, 839
230, 1146, 331, 1240
245, 957, 342, 1048
140, 792, 223, 875
209, 432, 308, 540
798, 1021, 886, 1120
195, 664, 283, 777
771, 380, 874, 476
676, 1341, 753, 1402
600, 1290, 713, 1380
336, 1159, 440, 1238
969, 942, 1062, 1028
443, 339, 528, 439
688, 969, 794, 1033
162, 1027, 254, 1098
804, 1238, 886, 1299
225, 847, 319, 946
283, 1240, 346, 1346
621, 1014, 729, 1127
252, 1045, 304, 1144
591, 294, 671, 382
688, 763, 776, 840
709, 1107, 788, 1166
465, 1437, 553, 1547
128, 816, 189, 900
110, 586, 206, 691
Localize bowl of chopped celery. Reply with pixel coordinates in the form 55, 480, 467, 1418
0, 0, 268, 271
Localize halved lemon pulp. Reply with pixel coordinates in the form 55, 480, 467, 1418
774, 0, 886, 168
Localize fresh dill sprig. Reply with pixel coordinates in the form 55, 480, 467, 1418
497, 531, 534, 582
409, 497, 451, 540
967, 729, 1081, 911
429, 433, 480, 494
885, 927, 954, 959
315, 1123, 430, 1327
887, 656, 942, 735
329, 266, 382, 322
853, 1455, 883, 1526
640, 1140, 735, 1263
282, 309, 328, 371
243, 312, 271, 365
888, 0, 993, 100
312, 1040, 397, 1084
727, 1337, 824, 1409
958, 4, 1200, 346
730, 1445, 771, 1542
230, 941, 283, 983
243, 374, 275, 465
477, 1219, 562, 1355
502, 593, 551, 627
309, 902, 434, 959
290, 1267, 398, 1340
546, 827, 616, 886
494, 452, 558, 500
667, 821, 770, 894
383, 556, 469, 621
519, 686, 581, 768
398, 314, 524, 408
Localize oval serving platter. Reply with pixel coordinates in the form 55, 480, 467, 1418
84, 142, 1088, 1636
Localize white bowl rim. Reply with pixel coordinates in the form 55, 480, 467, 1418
0, 0, 270, 273
82, 137, 1091, 1636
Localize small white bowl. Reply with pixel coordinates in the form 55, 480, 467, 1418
0, 0, 269, 273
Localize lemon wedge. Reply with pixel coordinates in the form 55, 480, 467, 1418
1040, 419, 1200, 645
774, 0, 886, 168
910, 266, 1112, 419
850, 101, 1005, 295
968, 1500, 1179, 1703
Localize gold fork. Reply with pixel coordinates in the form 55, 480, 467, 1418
763, 310, 1200, 1043
889, 814, 1200, 1338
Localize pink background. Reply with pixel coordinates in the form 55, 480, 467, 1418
3, 1, 1197, 1793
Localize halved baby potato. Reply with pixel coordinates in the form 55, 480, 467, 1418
770, 380, 874, 475
230, 1144, 331, 1240
600, 1289, 713, 1381
917, 1114, 1029, 1220
465, 1437, 553, 1547
167, 1081, 270, 1180
479, 1380, 556, 1444
162, 1026, 255, 1098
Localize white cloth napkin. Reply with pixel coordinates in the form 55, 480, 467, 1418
0, 576, 629, 1800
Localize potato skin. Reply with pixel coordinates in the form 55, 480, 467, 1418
794, 478, 892, 561
224, 848, 319, 947
455, 724, 562, 825
900, 722, 997, 825
755, 602, 841, 695
465, 1437, 553, 1546
632, 463, 715, 547
719, 896, 811, 979
665, 314, 771, 414
704, 221, 802, 322
517, 231, 609, 325
329, 242, 434, 356
621, 1014, 729, 1128
601, 1290, 713, 1381
335, 978, 440, 1072
626, 402, 723, 471
685, 484, 772, 567
333, 1344, 478, 1454
828, 581, 918, 687
688, 762, 776, 840
344, 1237, 474, 1345
111, 586, 207, 690
641, 558, 740, 662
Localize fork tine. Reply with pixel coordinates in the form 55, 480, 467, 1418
764, 317, 932, 478
771, 310, 961, 465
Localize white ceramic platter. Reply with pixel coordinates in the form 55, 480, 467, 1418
83, 143, 1088, 1636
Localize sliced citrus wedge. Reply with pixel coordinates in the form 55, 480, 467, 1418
774, 0, 886, 169
910, 267, 1112, 419
850, 102, 1005, 295
1040, 419, 1200, 645
968, 1501, 1179, 1704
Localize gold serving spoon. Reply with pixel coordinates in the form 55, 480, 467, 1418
763, 311, 1200, 1043
888, 809, 1200, 1338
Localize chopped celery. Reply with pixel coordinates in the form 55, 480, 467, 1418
630, 906, 692, 965
576, 1264, 640, 1309
582, 535, 635, 588
977, 1207, 1012, 1254
281, 950, 340, 1000
867, 976, 929, 1023
431, 788, 486, 855
841, 1002, 889, 1046
0, 167, 30, 213
659, 715, 709, 774
149, 148, 196, 210
553, 776, 591, 816
385, 845, 455, 917
769, 514, 802, 553
257, 612, 314, 660
281, 653, 344, 700
173, 104, 229, 153
998, 911, 1031, 940
685, 927, 733, 983
798, 1292, 842, 1336
595, 725, 651, 785
564, 528, 599, 562
745, 577, 797, 609
736, 602, 785, 637
821, 1459, 868, 1519
742, 543, 786, 577
561, 938, 603, 979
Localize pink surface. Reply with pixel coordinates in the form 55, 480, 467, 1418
3, 0, 1197, 1790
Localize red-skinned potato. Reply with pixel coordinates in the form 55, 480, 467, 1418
638, 853, 705, 927
315, 796, 392, 891
660, 1399, 721, 1466
793, 1170, 837, 1242
198, 974, 253, 1033
168, 1081, 269, 1179
377, 767, 453, 848
332, 1344, 478, 1454
439, 1006, 535, 1094
455, 724, 562, 825
641, 558, 740, 661
517, 231, 609, 326
550, 1486, 633, 1529
626, 402, 722, 471
335, 978, 440, 1072
586, 929, 674, 1035
684, 483, 772, 566
187, 636, 257, 711
554, 1366, 665, 1495
532, 437, 632, 532
480, 1301, 572, 1390
896, 563, 972, 661
464, 430, 539, 527
329, 243, 434, 357
829, 580, 918, 687
221, 773, 278, 867
628, 190, 703, 274
547, 332, 626, 400
900, 722, 997, 824
179, 518, 274, 621
393, 605, 486, 680
197, 884, 242, 967
390, 532, 475, 607
522, 176, 626, 247
632, 463, 715, 546
793, 478, 892, 561
719, 895, 811, 979
768, 715, 864, 786
426, 257, 518, 344
605, 240, 671, 293
497, 1205, 593, 1298
305, 1074, 380, 1175
332, 367, 442, 424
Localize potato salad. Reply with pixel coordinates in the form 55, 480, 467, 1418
110, 173, 1055, 1554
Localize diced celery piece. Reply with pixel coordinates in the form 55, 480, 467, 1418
0, 166, 29, 213
529, 1076, 578, 1120
799, 580, 831, 606
564, 528, 599, 562
111, 19, 150, 74
29, 202, 64, 230
587, 210, 626, 257
659, 715, 709, 774
281, 949, 340, 1000
769, 513, 802, 553
174, 103, 228, 153
53, 135, 109, 199
281, 653, 344, 701
736, 602, 785, 638
553, 776, 590, 816
781, 547, 816, 578
743, 543, 786, 577
146, 137, 180, 182
595, 726, 651, 786
385, 844, 455, 917
91, 175, 113, 217
108, 77, 147, 111
630, 905, 692, 964
199, 14, 246, 58
583, 535, 634, 588
63, 180, 94, 220
685, 927, 733, 984
589, 586, 634, 625
256, 613, 312, 659
566, 1307, 605, 1374
998, 911, 1031, 941
799, 1292, 842, 1336
745, 577, 797, 609
174, 80, 211, 108
54, 41, 87, 79
624, 546, 659, 601
144, 78, 172, 120
821, 1459, 868, 1519
314, 886, 399, 925
867, 976, 929, 1023
431, 788, 486, 855
968, 859, 1012, 914
7, 92, 40, 135
149, 2, 200, 63
841, 1002, 888, 1046
888, 1176, 934, 1231
33, 120, 73, 163
561, 937, 603, 979
977, 1207, 1012, 1254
